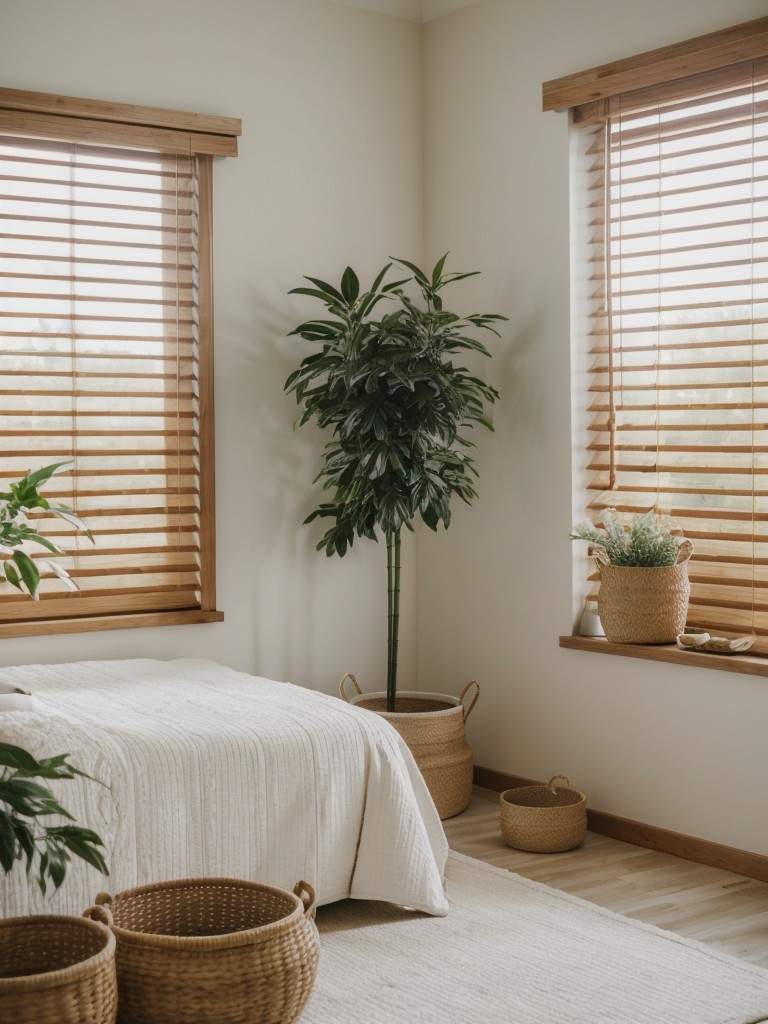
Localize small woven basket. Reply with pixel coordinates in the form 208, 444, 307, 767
0, 914, 117, 1024
85, 877, 319, 1024
596, 539, 693, 644
500, 775, 587, 853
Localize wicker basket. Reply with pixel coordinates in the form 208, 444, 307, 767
340, 674, 480, 819
85, 877, 319, 1024
500, 775, 587, 853
0, 914, 117, 1024
596, 539, 693, 644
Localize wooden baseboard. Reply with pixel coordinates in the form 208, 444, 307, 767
474, 766, 768, 883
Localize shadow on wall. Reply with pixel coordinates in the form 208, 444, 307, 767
215, 283, 387, 688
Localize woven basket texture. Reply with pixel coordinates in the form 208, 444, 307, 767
341, 677, 479, 821
597, 556, 691, 644
0, 914, 117, 1024
88, 877, 319, 1024
500, 776, 587, 853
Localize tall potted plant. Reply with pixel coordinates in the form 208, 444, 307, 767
0, 462, 116, 1024
286, 256, 504, 816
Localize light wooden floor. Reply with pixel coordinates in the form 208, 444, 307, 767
443, 786, 768, 969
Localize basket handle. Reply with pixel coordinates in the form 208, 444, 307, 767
459, 680, 480, 722
293, 880, 317, 920
593, 548, 610, 573
339, 672, 362, 702
548, 775, 572, 792
83, 902, 113, 927
676, 538, 693, 565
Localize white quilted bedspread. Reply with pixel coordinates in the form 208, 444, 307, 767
0, 659, 449, 917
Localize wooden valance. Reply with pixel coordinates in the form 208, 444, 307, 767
0, 86, 241, 156
543, 16, 768, 112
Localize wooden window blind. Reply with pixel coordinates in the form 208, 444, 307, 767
546, 20, 768, 649
0, 89, 240, 637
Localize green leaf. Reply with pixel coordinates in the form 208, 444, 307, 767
0, 742, 42, 773
303, 276, 346, 303
381, 277, 411, 293
44, 838, 69, 890
357, 292, 388, 319
15, 752, 79, 782
289, 287, 343, 304
51, 507, 94, 541
21, 532, 62, 555
391, 257, 429, 286
3, 562, 21, 591
23, 461, 71, 490
370, 263, 392, 293
0, 778, 72, 818
0, 810, 18, 872
37, 848, 49, 895
12, 549, 41, 598
47, 825, 109, 876
431, 252, 449, 285
340, 267, 360, 304
440, 270, 480, 287
13, 815, 35, 871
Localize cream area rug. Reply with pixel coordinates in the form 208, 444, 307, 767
302, 851, 768, 1023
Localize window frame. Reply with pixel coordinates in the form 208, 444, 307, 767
0, 87, 240, 637
545, 17, 768, 654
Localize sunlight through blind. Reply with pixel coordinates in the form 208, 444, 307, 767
0, 88, 240, 634
577, 59, 768, 643
0, 136, 207, 622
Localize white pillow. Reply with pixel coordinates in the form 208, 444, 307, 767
0, 681, 31, 696
0, 692, 44, 712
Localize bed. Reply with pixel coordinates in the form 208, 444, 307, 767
0, 658, 449, 918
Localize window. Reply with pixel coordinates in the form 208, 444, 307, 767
544, 18, 768, 651
0, 88, 240, 636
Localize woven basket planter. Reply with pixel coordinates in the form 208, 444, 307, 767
500, 775, 587, 853
340, 674, 480, 820
85, 877, 319, 1024
596, 539, 693, 644
0, 914, 117, 1024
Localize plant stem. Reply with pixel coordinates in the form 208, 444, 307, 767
386, 528, 401, 712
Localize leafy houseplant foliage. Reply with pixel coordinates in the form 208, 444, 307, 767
0, 743, 108, 895
286, 256, 504, 712
0, 461, 106, 896
571, 509, 683, 567
0, 460, 92, 598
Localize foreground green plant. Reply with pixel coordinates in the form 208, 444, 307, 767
571, 509, 683, 567
0, 461, 92, 598
286, 255, 505, 711
0, 461, 106, 898
0, 742, 108, 895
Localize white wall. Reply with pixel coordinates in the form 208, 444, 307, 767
0, 0, 423, 695
420, 0, 768, 855
3, 0, 767, 857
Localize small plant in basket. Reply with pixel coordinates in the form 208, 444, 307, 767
0, 461, 107, 897
571, 509, 684, 567
571, 509, 692, 644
